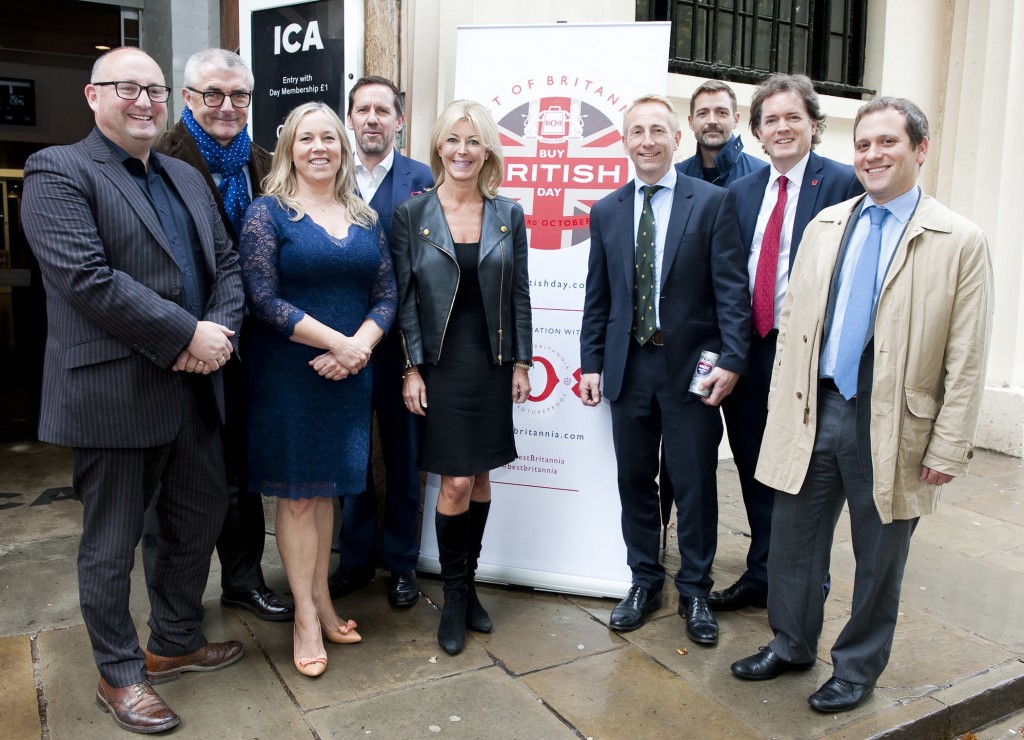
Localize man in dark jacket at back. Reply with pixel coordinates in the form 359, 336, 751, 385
153, 47, 293, 622
676, 80, 767, 187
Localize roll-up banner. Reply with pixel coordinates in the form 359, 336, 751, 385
238, 0, 363, 150
418, 23, 671, 598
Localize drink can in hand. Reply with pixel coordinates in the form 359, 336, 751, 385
688, 351, 720, 397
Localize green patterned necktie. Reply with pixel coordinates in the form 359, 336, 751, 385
633, 184, 663, 344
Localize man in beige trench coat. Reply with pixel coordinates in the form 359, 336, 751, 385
729, 97, 994, 714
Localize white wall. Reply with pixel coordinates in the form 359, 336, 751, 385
143, 0, 221, 123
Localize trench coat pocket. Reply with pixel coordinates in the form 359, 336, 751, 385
898, 387, 940, 469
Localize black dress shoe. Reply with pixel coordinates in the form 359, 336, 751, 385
388, 570, 419, 607
221, 587, 295, 621
808, 677, 874, 713
328, 565, 375, 600
609, 585, 662, 632
731, 646, 815, 680
678, 596, 719, 644
707, 581, 768, 611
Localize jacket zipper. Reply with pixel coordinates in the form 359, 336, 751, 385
431, 242, 459, 364
497, 232, 505, 364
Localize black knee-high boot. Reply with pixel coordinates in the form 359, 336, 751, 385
465, 500, 493, 633
435, 510, 470, 655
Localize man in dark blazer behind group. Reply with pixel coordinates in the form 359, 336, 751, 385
153, 48, 293, 622
22, 48, 245, 733
580, 95, 749, 645
711, 74, 864, 612
329, 76, 433, 607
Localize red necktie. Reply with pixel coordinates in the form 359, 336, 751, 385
752, 175, 788, 337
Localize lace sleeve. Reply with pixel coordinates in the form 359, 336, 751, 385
366, 223, 397, 334
238, 198, 305, 336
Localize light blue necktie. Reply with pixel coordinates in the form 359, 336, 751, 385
833, 206, 889, 400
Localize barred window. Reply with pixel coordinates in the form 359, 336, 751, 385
638, 0, 873, 99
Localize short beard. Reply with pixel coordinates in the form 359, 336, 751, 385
357, 134, 392, 156
696, 129, 728, 151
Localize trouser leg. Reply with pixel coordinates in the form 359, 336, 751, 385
145, 386, 228, 657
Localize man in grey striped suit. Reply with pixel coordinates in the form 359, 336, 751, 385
22, 47, 246, 734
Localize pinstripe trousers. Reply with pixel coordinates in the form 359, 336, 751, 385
766, 385, 918, 686
74, 381, 227, 688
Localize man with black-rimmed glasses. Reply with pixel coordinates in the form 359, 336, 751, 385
153, 48, 294, 623
23, 47, 245, 733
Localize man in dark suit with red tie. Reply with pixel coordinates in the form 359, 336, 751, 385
22, 48, 245, 733
709, 74, 864, 612
580, 95, 749, 645
329, 76, 434, 608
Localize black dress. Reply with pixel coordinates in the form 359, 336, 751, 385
421, 242, 516, 476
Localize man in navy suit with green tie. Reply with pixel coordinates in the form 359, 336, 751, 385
580, 95, 749, 645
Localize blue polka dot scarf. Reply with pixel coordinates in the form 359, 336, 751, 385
182, 106, 252, 239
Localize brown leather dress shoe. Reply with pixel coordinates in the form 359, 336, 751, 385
145, 641, 244, 684
96, 677, 179, 734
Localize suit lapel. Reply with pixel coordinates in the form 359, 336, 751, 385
417, 193, 456, 258
163, 159, 217, 276
86, 132, 174, 261
737, 168, 770, 252
615, 183, 638, 297
660, 175, 695, 287
390, 151, 412, 206
479, 198, 509, 261
791, 151, 825, 269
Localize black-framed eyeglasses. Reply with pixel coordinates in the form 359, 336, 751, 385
186, 87, 252, 109
93, 81, 172, 103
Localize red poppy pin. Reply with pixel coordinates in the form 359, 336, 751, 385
811, 179, 819, 186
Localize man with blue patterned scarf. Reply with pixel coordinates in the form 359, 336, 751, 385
151, 48, 294, 622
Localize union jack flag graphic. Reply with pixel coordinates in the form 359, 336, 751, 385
498, 97, 630, 250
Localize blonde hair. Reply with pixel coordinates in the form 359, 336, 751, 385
261, 102, 377, 227
429, 100, 504, 199
622, 94, 680, 136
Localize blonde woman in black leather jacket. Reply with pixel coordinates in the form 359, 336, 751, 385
391, 100, 532, 656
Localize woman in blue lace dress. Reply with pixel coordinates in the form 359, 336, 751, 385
239, 102, 396, 678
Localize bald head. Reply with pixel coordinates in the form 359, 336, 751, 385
86, 48, 168, 163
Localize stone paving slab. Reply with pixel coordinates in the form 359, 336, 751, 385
523, 645, 759, 739
420, 580, 622, 675
307, 665, 579, 739
0, 634, 41, 739
37, 612, 309, 739
247, 580, 494, 711
4, 443, 1022, 739
819, 601, 1019, 698
973, 706, 1024, 740
897, 536, 1024, 654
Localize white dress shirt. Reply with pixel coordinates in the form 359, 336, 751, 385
632, 168, 678, 330
746, 151, 810, 329
354, 148, 395, 203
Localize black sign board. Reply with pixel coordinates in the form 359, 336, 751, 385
250, 0, 345, 149
1, 78, 36, 126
